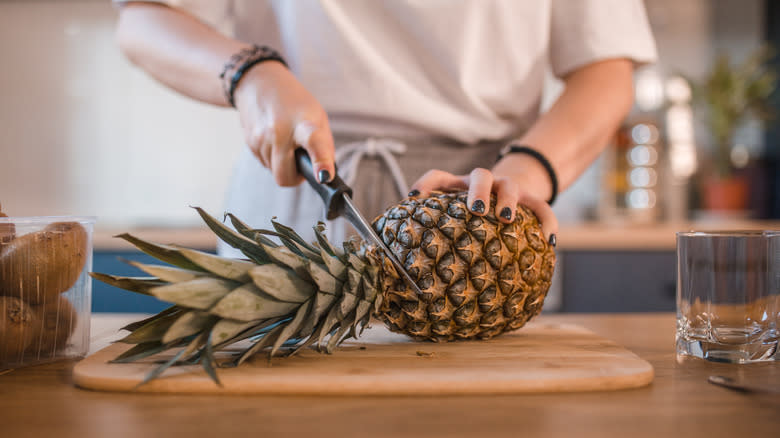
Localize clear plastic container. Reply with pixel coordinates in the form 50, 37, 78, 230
0, 216, 94, 368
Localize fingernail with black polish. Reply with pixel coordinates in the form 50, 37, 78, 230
471, 200, 485, 214
500, 207, 512, 221
548, 234, 557, 247
318, 169, 331, 183
408, 189, 420, 197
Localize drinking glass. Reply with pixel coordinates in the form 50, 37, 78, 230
676, 230, 779, 363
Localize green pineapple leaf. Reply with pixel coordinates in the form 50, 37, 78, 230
122, 260, 206, 283
235, 324, 285, 366
295, 291, 337, 342
225, 212, 280, 248
319, 249, 347, 281
150, 277, 237, 310
192, 206, 271, 264
249, 264, 316, 302
270, 299, 313, 357
313, 222, 345, 260
304, 261, 342, 294
121, 306, 182, 332
110, 341, 168, 364
116, 233, 205, 272
210, 284, 298, 321
314, 304, 342, 351
258, 243, 311, 279
176, 247, 255, 282
270, 219, 319, 253
88, 272, 166, 296
326, 312, 358, 354
201, 335, 222, 386
210, 319, 257, 346
136, 348, 188, 389
116, 310, 181, 344
162, 311, 213, 344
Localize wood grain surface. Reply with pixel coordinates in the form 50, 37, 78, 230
72, 322, 654, 395
2, 313, 778, 438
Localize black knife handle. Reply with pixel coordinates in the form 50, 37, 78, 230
294, 147, 353, 220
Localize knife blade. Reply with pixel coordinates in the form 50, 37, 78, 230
708, 375, 780, 394
294, 148, 424, 297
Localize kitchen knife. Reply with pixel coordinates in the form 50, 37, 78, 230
708, 375, 780, 394
294, 148, 424, 297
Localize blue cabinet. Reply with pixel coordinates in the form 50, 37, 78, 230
91, 250, 201, 313
560, 250, 677, 312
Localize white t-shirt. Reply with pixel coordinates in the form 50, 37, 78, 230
116, 0, 657, 144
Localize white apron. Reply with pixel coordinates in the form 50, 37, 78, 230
218, 136, 505, 256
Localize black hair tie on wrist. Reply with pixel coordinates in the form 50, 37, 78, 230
497, 145, 559, 205
220, 45, 288, 107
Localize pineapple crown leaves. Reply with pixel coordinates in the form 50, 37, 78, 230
90, 207, 385, 386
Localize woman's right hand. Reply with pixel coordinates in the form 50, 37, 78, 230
233, 61, 335, 186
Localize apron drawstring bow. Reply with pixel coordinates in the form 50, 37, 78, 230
334, 137, 410, 199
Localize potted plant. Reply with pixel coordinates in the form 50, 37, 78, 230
690, 45, 777, 211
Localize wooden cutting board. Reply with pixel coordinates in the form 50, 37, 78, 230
73, 322, 654, 395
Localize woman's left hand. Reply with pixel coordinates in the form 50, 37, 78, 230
408, 166, 558, 242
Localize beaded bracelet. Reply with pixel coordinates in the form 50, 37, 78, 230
220, 45, 288, 107
497, 145, 559, 205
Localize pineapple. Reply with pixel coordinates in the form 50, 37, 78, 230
92, 191, 555, 384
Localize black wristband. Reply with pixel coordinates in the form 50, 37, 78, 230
497, 145, 559, 205
220, 45, 288, 107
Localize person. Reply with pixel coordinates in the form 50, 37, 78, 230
113, 0, 657, 255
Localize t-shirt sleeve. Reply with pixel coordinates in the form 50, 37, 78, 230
549, 0, 658, 78
112, 0, 234, 35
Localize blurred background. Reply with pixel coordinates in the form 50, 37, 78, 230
0, 0, 778, 313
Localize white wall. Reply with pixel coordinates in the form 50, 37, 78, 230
0, 1, 244, 226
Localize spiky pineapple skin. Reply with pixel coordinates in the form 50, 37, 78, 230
372, 192, 556, 342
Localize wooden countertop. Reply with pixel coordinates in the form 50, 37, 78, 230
1, 313, 777, 437
94, 220, 780, 251
558, 220, 780, 250
94, 226, 218, 251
